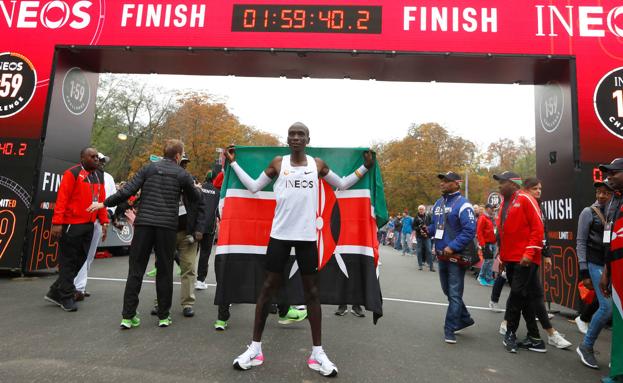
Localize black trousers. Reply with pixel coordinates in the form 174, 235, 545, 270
122, 225, 176, 320
580, 298, 599, 322
504, 262, 542, 339
491, 273, 507, 303
196, 232, 215, 283
48, 223, 94, 301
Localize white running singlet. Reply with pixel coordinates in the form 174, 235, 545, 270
270, 155, 318, 241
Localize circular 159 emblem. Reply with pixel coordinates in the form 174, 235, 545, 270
594, 67, 623, 139
62, 67, 90, 115
487, 192, 501, 208
0, 52, 37, 119
539, 81, 564, 133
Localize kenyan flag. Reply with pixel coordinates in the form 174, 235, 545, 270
610, 213, 623, 378
214, 146, 388, 323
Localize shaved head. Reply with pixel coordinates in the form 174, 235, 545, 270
289, 122, 309, 135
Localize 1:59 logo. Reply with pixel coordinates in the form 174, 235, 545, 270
0, 52, 37, 118
594, 67, 623, 139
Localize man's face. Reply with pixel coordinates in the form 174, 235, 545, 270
418, 206, 425, 215
485, 207, 494, 216
498, 180, 517, 197
287, 125, 310, 152
440, 179, 458, 194
473, 205, 480, 215
606, 170, 623, 191
596, 186, 613, 205
82, 148, 99, 171
97, 158, 106, 171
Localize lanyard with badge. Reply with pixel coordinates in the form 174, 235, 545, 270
82, 166, 101, 203
603, 197, 619, 244
434, 196, 460, 240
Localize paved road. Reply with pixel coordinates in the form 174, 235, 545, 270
0, 246, 612, 383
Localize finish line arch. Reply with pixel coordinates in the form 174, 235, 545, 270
1, 1, 622, 310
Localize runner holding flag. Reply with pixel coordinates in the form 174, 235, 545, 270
227, 122, 374, 377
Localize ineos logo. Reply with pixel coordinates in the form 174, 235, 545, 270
0, 0, 93, 29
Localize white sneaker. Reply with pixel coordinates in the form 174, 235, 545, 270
195, 281, 208, 290
489, 301, 504, 313
548, 331, 572, 349
308, 349, 338, 377
499, 321, 507, 335
547, 313, 555, 319
233, 346, 264, 370
575, 316, 589, 334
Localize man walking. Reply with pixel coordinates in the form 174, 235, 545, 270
196, 170, 221, 291
428, 171, 476, 344
88, 139, 200, 328
414, 205, 433, 271
227, 122, 374, 377
477, 203, 497, 286
494, 171, 544, 354
401, 211, 414, 256
45, 147, 108, 312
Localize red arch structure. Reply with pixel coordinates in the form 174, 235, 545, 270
1, 1, 622, 309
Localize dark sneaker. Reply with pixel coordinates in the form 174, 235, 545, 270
150, 305, 158, 316
44, 293, 61, 307
183, 307, 195, 317
60, 298, 78, 312
518, 336, 547, 353
503, 332, 518, 353
268, 304, 278, 314
444, 331, 457, 344
454, 318, 475, 334
74, 291, 85, 302
351, 305, 365, 318
83, 291, 91, 297
577, 344, 599, 369
335, 305, 348, 316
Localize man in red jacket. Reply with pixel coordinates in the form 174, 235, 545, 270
494, 171, 544, 354
476, 203, 497, 286
45, 147, 109, 312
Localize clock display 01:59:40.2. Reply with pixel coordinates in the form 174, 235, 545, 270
232, 5, 382, 34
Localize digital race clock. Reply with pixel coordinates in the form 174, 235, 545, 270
232, 5, 382, 33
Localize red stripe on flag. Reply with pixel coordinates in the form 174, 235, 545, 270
336, 197, 375, 248
218, 197, 275, 246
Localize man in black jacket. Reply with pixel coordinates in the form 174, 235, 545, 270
195, 169, 220, 291
88, 139, 200, 328
414, 205, 434, 271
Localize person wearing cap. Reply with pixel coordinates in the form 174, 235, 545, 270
493, 171, 544, 353
575, 179, 614, 368
73, 152, 117, 301
599, 158, 623, 382
414, 205, 434, 271
427, 171, 476, 344
476, 203, 497, 286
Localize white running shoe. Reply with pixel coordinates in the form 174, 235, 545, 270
575, 316, 589, 334
233, 346, 264, 370
308, 350, 338, 377
195, 281, 208, 290
548, 331, 572, 349
489, 301, 504, 313
499, 320, 507, 335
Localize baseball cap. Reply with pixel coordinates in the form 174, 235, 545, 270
97, 152, 110, 163
181, 154, 190, 163
493, 171, 523, 185
594, 179, 614, 190
437, 171, 462, 182
598, 158, 623, 173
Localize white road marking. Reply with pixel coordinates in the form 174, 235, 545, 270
87, 276, 500, 312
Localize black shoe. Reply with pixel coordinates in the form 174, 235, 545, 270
150, 306, 158, 316
74, 291, 85, 302
351, 305, 365, 318
518, 336, 547, 353
183, 307, 195, 317
430, 268, 436, 272
335, 305, 348, 316
503, 332, 518, 353
83, 291, 91, 297
454, 318, 475, 334
269, 303, 278, 314
60, 298, 77, 312
44, 293, 61, 307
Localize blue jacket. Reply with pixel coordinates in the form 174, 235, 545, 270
427, 191, 476, 253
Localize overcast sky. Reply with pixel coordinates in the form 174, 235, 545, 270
137, 74, 535, 150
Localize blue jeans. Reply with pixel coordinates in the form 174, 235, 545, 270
415, 237, 433, 269
438, 260, 472, 334
582, 262, 612, 349
479, 259, 494, 283
394, 232, 402, 250
401, 232, 412, 254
